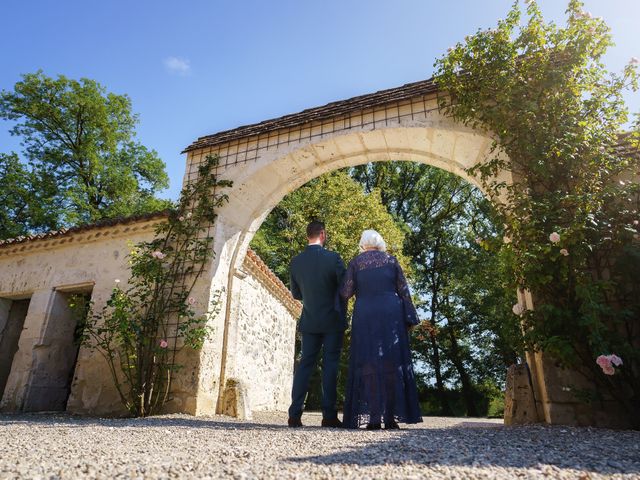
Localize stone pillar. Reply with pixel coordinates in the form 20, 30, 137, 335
0, 298, 30, 403
21, 290, 81, 412
0, 289, 52, 411
504, 364, 539, 425
528, 351, 629, 428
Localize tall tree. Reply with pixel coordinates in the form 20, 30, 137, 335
0, 152, 59, 238
352, 162, 522, 416
0, 71, 169, 238
251, 170, 411, 282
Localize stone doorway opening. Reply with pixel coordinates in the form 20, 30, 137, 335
22, 287, 92, 412
0, 297, 31, 402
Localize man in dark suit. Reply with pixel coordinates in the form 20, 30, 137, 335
288, 220, 346, 428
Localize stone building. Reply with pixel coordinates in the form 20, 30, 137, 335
0, 77, 635, 426
0, 213, 300, 416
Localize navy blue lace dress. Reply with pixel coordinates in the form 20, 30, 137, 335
340, 250, 423, 428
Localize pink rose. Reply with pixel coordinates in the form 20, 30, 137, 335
151, 251, 166, 260
159, 339, 168, 348
631, 57, 639, 65
607, 354, 623, 367
188, 297, 196, 305
512, 303, 525, 316
602, 365, 615, 375
596, 355, 611, 369
549, 232, 561, 243
560, 249, 569, 256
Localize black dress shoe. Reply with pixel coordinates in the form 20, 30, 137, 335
321, 418, 343, 428
288, 417, 303, 428
385, 421, 400, 430
366, 423, 382, 430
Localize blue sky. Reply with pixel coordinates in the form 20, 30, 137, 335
1, 0, 638, 200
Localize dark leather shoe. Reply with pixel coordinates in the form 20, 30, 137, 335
288, 417, 303, 428
321, 417, 343, 428
385, 421, 400, 430
366, 423, 381, 430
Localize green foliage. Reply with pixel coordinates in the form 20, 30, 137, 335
76, 155, 231, 417
251, 170, 411, 281
0, 152, 60, 238
435, 0, 640, 424
0, 71, 170, 237
354, 161, 522, 416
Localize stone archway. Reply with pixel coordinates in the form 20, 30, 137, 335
179, 79, 544, 420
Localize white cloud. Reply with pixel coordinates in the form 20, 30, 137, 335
163, 56, 191, 75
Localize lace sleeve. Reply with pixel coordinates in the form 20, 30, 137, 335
395, 259, 418, 325
339, 260, 356, 300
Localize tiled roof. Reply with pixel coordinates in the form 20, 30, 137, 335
0, 210, 300, 315
0, 210, 171, 249
182, 77, 439, 153
244, 248, 302, 317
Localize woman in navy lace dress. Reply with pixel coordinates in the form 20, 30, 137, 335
340, 230, 423, 430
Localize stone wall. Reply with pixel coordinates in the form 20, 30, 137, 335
224, 250, 300, 413
0, 216, 298, 417
0, 216, 164, 415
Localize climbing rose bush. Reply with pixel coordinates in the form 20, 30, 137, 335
435, 0, 640, 426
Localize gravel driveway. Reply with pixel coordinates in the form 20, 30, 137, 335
1, 412, 638, 479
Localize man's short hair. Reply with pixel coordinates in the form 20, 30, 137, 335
306, 220, 325, 239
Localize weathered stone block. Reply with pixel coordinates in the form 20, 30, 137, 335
504, 364, 540, 425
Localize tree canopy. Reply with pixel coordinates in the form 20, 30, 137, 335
251, 170, 411, 280
0, 71, 170, 239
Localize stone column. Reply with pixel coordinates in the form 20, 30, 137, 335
0, 289, 52, 412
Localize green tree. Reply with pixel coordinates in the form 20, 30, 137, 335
251, 169, 411, 408
251, 170, 410, 281
0, 152, 59, 238
353, 161, 522, 417
435, 0, 640, 423
0, 71, 170, 237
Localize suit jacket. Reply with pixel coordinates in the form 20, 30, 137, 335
290, 244, 347, 333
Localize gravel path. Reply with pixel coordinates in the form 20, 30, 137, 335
1, 412, 638, 479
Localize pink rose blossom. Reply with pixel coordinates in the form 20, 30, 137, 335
512, 303, 525, 316
633, 220, 639, 226
151, 251, 166, 260
159, 339, 168, 349
549, 232, 561, 243
188, 297, 196, 305
602, 364, 615, 375
596, 355, 611, 369
560, 248, 569, 256
607, 354, 623, 367
596, 354, 623, 374
630, 57, 639, 65
179, 216, 185, 222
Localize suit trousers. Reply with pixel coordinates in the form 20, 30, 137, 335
288, 331, 344, 420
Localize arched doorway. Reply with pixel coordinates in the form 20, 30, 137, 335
178, 79, 546, 420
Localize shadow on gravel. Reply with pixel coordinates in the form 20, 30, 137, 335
0, 413, 290, 431
288, 424, 640, 476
